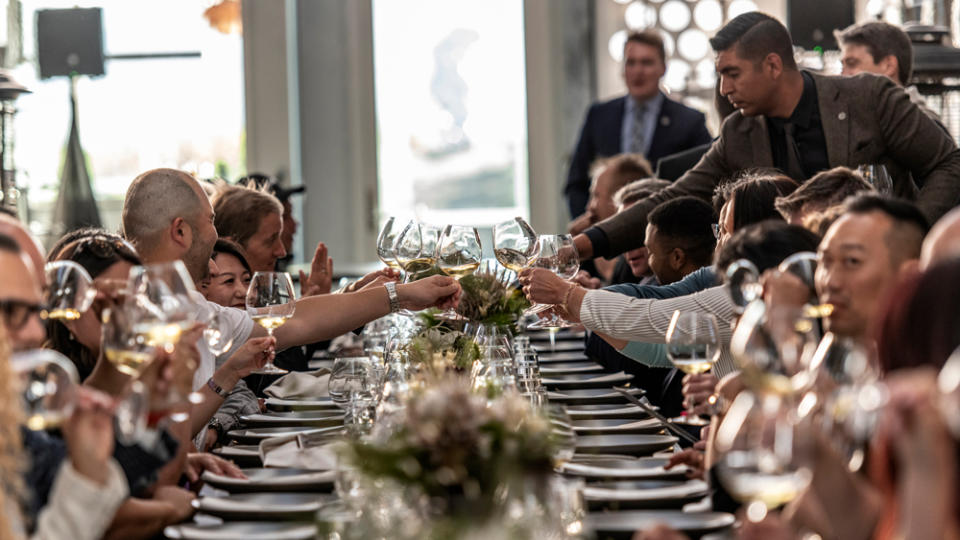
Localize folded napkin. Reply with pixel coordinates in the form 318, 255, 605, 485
259, 433, 341, 469
264, 368, 331, 399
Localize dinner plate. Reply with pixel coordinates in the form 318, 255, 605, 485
562, 456, 689, 480
264, 397, 340, 412
533, 341, 586, 353
211, 445, 262, 467
587, 510, 735, 539
226, 425, 342, 445
191, 492, 335, 520
539, 362, 605, 375
201, 468, 336, 493
571, 418, 663, 435
537, 352, 591, 363
542, 372, 634, 390
583, 479, 710, 510
566, 403, 655, 420
239, 411, 345, 428
164, 522, 317, 540
575, 434, 677, 456
548, 387, 644, 405
527, 330, 585, 342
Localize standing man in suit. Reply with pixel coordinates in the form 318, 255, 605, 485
572, 12, 960, 261
564, 30, 712, 219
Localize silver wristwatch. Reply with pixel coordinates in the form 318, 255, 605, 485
385, 281, 400, 313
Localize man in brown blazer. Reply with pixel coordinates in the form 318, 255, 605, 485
574, 12, 960, 260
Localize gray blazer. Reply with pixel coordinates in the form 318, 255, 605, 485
592, 71, 960, 256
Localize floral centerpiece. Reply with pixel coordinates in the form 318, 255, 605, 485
343, 380, 557, 538
454, 268, 530, 331
401, 327, 481, 375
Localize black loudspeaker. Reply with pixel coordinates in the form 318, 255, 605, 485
36, 8, 104, 79
786, 0, 855, 51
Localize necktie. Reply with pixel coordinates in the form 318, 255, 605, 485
783, 122, 806, 181
630, 103, 648, 155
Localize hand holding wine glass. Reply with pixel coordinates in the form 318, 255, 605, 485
246, 271, 296, 374
666, 310, 720, 425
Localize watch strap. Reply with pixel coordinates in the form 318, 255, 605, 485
385, 281, 400, 313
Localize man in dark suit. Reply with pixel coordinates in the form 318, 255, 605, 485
564, 30, 713, 219
573, 12, 960, 260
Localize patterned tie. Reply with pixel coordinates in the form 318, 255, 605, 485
630, 103, 648, 154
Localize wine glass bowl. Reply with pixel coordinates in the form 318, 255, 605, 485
856, 164, 893, 194
666, 310, 720, 425
43, 260, 97, 321
376, 217, 405, 273
394, 221, 436, 282
11, 349, 79, 431
492, 217, 540, 273
436, 225, 482, 279
246, 271, 296, 374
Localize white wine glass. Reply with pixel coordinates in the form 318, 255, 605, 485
714, 391, 813, 523
127, 261, 200, 353
376, 217, 405, 273
101, 305, 155, 443
493, 217, 540, 276
201, 309, 235, 356
666, 310, 720, 426
246, 271, 296, 374
856, 164, 893, 194
43, 261, 96, 321
436, 225, 482, 319
11, 349, 79, 431
394, 221, 435, 282
552, 234, 581, 328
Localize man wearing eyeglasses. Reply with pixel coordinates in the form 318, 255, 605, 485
0, 233, 45, 350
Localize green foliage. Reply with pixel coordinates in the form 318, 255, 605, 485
455, 271, 530, 328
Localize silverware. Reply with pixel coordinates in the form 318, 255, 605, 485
612, 386, 700, 445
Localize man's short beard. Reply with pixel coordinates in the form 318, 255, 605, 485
184, 238, 213, 283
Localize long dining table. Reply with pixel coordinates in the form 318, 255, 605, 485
162, 329, 737, 540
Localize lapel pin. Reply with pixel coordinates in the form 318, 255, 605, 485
838, 112, 847, 120
660, 116, 670, 127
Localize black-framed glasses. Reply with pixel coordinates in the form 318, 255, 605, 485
711, 223, 721, 240
0, 299, 44, 330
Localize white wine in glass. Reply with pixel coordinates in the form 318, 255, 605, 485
394, 221, 437, 282
43, 261, 96, 321
376, 217, 405, 272
246, 271, 296, 374
666, 310, 720, 425
493, 217, 539, 273
437, 225, 482, 279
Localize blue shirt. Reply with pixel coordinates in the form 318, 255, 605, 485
621, 92, 664, 156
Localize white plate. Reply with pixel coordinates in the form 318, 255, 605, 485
571, 417, 663, 434
264, 397, 338, 411
583, 479, 709, 509
537, 352, 591, 363
201, 468, 336, 493
562, 456, 689, 479
542, 371, 634, 389
548, 387, 644, 405
566, 403, 655, 419
540, 363, 605, 375
226, 425, 342, 445
164, 522, 317, 540
239, 411, 344, 428
533, 342, 586, 353
192, 492, 333, 520
587, 510, 735, 537
575, 434, 677, 455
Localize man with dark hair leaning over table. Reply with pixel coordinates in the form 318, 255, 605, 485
572, 12, 960, 263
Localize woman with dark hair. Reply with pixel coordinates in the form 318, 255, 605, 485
45, 230, 143, 382
712, 171, 800, 247
204, 239, 252, 309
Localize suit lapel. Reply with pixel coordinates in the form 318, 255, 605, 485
607, 96, 627, 156
649, 96, 670, 161
813, 73, 849, 167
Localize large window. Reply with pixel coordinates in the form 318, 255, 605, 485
12, 0, 244, 243
371, 0, 528, 228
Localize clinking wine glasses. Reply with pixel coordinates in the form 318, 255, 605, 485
376, 217, 404, 273
493, 217, 540, 276
526, 234, 579, 330
436, 225, 482, 319
394, 221, 437, 283
246, 271, 296, 374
